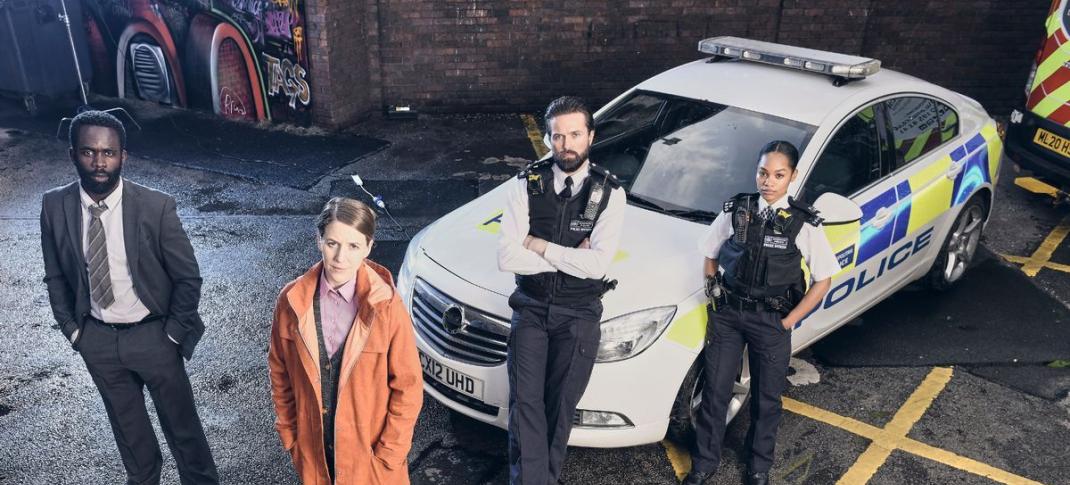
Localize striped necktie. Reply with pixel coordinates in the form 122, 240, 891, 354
87, 202, 115, 309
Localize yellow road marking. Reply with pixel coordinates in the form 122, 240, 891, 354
520, 114, 549, 159
834, 367, 952, 484
661, 439, 692, 481
784, 367, 1044, 485
1002, 254, 1070, 274
1011, 215, 1070, 277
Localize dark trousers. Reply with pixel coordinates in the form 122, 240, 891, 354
507, 291, 602, 485
79, 318, 218, 485
691, 306, 792, 475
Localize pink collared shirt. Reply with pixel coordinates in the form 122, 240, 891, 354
319, 270, 359, 356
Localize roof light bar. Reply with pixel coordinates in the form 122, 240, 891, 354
698, 36, 881, 82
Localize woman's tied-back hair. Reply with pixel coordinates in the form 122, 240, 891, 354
316, 197, 377, 241
759, 140, 800, 170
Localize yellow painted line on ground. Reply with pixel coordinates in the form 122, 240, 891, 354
1018, 215, 1070, 277
520, 114, 549, 159
661, 439, 692, 481
784, 367, 1045, 485
834, 367, 952, 484
1002, 253, 1070, 274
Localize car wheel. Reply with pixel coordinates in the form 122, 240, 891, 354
927, 197, 986, 291
666, 347, 750, 444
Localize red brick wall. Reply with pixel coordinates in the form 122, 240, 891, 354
306, 0, 1050, 125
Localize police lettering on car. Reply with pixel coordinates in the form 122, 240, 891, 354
684, 141, 839, 485
497, 96, 626, 485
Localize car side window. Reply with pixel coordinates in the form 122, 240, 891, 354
936, 100, 959, 143
802, 106, 883, 202
886, 97, 942, 169
594, 94, 665, 141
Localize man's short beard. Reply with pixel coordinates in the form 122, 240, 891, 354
76, 164, 121, 196
552, 148, 588, 173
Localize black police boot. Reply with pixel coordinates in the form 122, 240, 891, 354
681, 470, 714, 485
745, 470, 770, 485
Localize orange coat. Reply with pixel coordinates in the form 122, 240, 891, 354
268, 260, 423, 484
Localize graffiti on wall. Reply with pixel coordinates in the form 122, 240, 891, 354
83, 0, 312, 125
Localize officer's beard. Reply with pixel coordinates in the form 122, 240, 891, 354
552, 147, 589, 173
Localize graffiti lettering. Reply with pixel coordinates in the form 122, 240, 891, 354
264, 53, 311, 109
265, 10, 292, 39
271, 0, 290, 6
230, 0, 267, 17
220, 87, 248, 118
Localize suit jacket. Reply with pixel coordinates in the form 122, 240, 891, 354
40, 179, 205, 359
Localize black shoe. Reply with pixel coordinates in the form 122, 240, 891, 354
745, 471, 769, 485
681, 470, 714, 485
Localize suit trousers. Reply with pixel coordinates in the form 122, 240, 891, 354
691, 305, 792, 475
79, 318, 218, 485
507, 291, 602, 485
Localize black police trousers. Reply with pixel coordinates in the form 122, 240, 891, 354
507, 291, 602, 485
79, 318, 219, 485
691, 305, 792, 475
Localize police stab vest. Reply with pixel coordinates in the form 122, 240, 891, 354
516, 161, 619, 306
717, 193, 822, 307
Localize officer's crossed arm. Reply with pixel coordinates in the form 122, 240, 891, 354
498, 178, 557, 275
525, 187, 626, 280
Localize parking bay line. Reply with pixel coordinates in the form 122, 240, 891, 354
784, 367, 1043, 485
520, 114, 549, 159
1001, 214, 1070, 277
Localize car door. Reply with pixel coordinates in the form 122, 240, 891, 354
877, 96, 962, 285
797, 102, 901, 336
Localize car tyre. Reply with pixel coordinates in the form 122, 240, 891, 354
927, 196, 986, 291
666, 347, 750, 444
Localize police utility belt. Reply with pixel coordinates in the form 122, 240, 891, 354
714, 285, 792, 316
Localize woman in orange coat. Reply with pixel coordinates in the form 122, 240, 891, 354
269, 197, 423, 484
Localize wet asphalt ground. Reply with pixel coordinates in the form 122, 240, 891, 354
1, 96, 1069, 485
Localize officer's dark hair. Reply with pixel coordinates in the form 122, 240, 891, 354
69, 110, 127, 151
544, 96, 594, 134
317, 197, 377, 243
759, 140, 799, 171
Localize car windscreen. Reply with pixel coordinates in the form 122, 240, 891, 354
590, 91, 816, 222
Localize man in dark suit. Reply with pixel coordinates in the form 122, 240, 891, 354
40, 110, 218, 485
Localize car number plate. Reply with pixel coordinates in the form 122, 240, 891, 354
1033, 128, 1070, 158
418, 350, 484, 401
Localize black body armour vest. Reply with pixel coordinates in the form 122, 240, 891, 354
516, 161, 619, 306
717, 193, 822, 308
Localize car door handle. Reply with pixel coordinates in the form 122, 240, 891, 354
871, 207, 893, 228
946, 160, 966, 179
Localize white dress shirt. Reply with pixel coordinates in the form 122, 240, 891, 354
699, 194, 840, 282
80, 179, 151, 323
498, 161, 627, 279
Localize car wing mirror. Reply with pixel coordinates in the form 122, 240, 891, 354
813, 192, 862, 225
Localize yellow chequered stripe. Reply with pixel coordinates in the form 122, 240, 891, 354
906, 154, 954, 235
665, 304, 708, 350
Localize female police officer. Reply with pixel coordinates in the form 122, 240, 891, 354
683, 141, 838, 485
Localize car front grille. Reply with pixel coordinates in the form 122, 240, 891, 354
411, 278, 510, 366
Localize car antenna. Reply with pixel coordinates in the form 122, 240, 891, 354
351, 175, 411, 239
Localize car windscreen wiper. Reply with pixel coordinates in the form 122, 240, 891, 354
626, 192, 668, 212
665, 208, 720, 223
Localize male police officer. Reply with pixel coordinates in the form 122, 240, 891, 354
498, 96, 626, 484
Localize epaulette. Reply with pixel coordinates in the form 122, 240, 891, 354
589, 163, 621, 189
723, 192, 755, 213
517, 159, 551, 179
788, 196, 823, 226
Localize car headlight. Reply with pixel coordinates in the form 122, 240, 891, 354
397, 224, 431, 305
595, 306, 677, 363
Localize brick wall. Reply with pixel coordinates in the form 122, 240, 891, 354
306, 0, 1050, 126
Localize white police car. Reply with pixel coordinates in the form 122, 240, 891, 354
397, 37, 1002, 447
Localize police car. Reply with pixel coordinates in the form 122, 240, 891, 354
397, 37, 1002, 447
